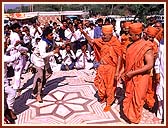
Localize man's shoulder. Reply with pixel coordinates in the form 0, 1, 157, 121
110, 36, 121, 45
141, 39, 153, 46
11, 32, 18, 36
39, 39, 47, 46
76, 49, 82, 52
30, 26, 35, 30
61, 49, 66, 53
129, 39, 153, 50
65, 28, 71, 33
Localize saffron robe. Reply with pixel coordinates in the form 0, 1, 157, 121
123, 39, 154, 123
93, 36, 122, 105
145, 40, 159, 108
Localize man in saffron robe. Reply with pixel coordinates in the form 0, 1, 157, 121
153, 22, 163, 43
145, 26, 160, 109
119, 21, 132, 78
120, 21, 132, 60
121, 23, 154, 123
80, 25, 122, 112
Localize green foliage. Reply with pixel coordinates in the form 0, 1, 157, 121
6, 4, 164, 21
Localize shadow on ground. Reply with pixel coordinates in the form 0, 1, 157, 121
13, 75, 76, 115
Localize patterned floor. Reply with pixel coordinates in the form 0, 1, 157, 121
4, 69, 164, 126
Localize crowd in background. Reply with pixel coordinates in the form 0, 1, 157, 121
3, 15, 164, 124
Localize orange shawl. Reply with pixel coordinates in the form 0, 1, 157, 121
123, 39, 154, 123
93, 36, 122, 65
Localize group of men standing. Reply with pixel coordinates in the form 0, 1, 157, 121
3, 15, 164, 124
80, 18, 164, 124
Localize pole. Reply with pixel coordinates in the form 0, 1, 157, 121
111, 5, 114, 15
20, 4, 22, 12
32, 4, 33, 12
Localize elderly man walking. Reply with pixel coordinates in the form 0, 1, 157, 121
80, 25, 122, 112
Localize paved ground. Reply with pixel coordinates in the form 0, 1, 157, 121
4, 69, 163, 126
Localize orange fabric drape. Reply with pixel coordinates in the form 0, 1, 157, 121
121, 33, 130, 60
123, 39, 154, 123
119, 33, 130, 78
145, 40, 158, 109
145, 74, 155, 108
93, 36, 122, 105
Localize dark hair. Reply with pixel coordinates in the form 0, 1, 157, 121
42, 27, 53, 38
68, 22, 73, 26
36, 37, 41, 41
81, 41, 87, 47
96, 18, 103, 23
111, 18, 116, 22
11, 23, 21, 31
23, 26, 30, 31
89, 22, 95, 26
61, 20, 67, 24
6, 32, 10, 36
105, 18, 110, 23
65, 43, 71, 47
53, 22, 57, 26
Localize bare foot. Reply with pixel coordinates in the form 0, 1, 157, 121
103, 105, 111, 112
36, 95, 43, 103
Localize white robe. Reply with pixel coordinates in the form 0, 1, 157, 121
155, 40, 164, 120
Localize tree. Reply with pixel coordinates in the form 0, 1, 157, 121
127, 4, 164, 23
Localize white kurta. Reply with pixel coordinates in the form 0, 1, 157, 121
85, 27, 95, 39
30, 26, 42, 39
8, 30, 28, 90
4, 53, 20, 110
64, 28, 77, 42
10, 31, 20, 45
75, 49, 93, 69
31, 39, 55, 68
155, 40, 164, 120
60, 50, 76, 66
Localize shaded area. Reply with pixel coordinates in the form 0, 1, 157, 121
13, 75, 76, 115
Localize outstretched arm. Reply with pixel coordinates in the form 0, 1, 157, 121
80, 29, 94, 46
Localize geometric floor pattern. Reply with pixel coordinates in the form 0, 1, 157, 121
3, 69, 163, 126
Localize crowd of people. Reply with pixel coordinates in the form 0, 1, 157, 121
3, 15, 164, 124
